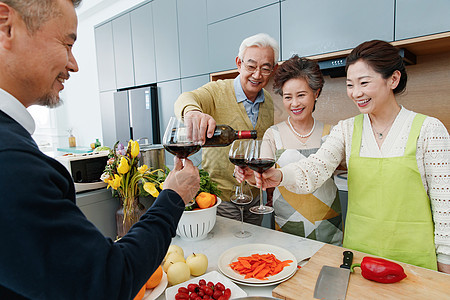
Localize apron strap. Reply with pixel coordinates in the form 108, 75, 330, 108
322, 124, 331, 136
350, 114, 364, 158
405, 114, 427, 156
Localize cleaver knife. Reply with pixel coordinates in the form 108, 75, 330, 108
313, 250, 354, 300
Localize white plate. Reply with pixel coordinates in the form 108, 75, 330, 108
143, 271, 168, 300
217, 244, 297, 285
165, 271, 247, 299
218, 268, 297, 287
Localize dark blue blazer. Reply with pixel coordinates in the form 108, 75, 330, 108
0, 110, 184, 299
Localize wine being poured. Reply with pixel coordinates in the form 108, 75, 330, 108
162, 117, 201, 160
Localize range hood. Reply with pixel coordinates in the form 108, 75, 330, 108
318, 48, 417, 78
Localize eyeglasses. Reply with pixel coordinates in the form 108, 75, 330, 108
242, 61, 273, 76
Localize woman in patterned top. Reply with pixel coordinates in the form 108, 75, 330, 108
263, 55, 342, 245
236, 40, 450, 273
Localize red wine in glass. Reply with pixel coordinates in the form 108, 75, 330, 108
164, 144, 201, 159
246, 158, 275, 173
162, 117, 201, 163
229, 155, 247, 168
245, 139, 275, 215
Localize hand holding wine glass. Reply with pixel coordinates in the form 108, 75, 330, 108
245, 139, 276, 214
253, 167, 283, 190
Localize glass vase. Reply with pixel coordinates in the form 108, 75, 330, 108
115, 196, 146, 239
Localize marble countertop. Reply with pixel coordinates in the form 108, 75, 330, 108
156, 216, 325, 299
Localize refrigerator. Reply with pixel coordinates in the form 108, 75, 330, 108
100, 85, 160, 148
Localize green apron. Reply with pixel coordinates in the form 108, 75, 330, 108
343, 114, 437, 270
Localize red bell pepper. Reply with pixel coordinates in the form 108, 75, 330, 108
350, 257, 407, 283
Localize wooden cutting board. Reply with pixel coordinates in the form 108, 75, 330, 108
272, 244, 450, 299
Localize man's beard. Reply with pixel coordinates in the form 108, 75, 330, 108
36, 92, 63, 108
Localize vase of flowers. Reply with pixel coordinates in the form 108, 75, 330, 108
101, 140, 167, 238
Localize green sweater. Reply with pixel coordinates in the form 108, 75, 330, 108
175, 79, 274, 202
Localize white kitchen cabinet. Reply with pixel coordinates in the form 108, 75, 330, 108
395, 0, 450, 40
207, 3, 280, 72
153, 0, 181, 82
131, 2, 157, 86
281, 0, 394, 60
206, 0, 279, 24
112, 13, 135, 89
177, 0, 210, 77
94, 22, 116, 92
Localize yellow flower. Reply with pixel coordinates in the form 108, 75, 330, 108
159, 182, 164, 190
138, 165, 148, 174
130, 140, 140, 158
107, 174, 122, 190
144, 182, 159, 197
117, 157, 129, 174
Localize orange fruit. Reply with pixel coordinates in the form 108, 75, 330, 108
133, 284, 146, 300
146, 265, 163, 289
196, 192, 216, 209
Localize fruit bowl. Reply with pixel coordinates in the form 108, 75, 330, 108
176, 197, 221, 241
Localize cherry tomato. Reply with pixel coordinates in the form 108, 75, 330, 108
204, 286, 214, 296
213, 290, 223, 300
197, 290, 205, 297
203, 296, 210, 299
195, 297, 202, 300
207, 281, 214, 288
218, 296, 229, 300
215, 282, 225, 292
198, 279, 206, 286
188, 283, 199, 293
189, 292, 198, 300
223, 288, 231, 298
178, 287, 189, 294
175, 292, 190, 300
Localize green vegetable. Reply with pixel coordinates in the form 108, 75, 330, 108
198, 169, 221, 197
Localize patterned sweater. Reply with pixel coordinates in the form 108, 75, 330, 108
175, 79, 274, 202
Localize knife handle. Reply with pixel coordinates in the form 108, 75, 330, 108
340, 251, 353, 269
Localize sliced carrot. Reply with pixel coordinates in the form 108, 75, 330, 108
228, 253, 293, 280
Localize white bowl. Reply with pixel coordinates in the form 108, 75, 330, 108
176, 197, 221, 241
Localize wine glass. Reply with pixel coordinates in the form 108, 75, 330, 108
245, 139, 275, 214
229, 140, 250, 197
230, 183, 253, 238
162, 117, 201, 163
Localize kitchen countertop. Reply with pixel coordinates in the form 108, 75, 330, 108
155, 216, 324, 299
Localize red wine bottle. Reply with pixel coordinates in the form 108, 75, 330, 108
203, 125, 257, 147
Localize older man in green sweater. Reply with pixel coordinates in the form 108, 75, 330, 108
174, 33, 279, 225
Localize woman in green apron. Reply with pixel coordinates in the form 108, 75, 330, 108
263, 55, 342, 245
235, 40, 450, 273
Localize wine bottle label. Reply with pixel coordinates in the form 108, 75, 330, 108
238, 131, 254, 139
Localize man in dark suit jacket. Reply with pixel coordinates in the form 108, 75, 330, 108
0, 1, 200, 299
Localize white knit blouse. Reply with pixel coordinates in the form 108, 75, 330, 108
280, 107, 450, 264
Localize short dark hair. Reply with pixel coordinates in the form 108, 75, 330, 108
1, 0, 82, 33
345, 40, 407, 95
273, 54, 324, 97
